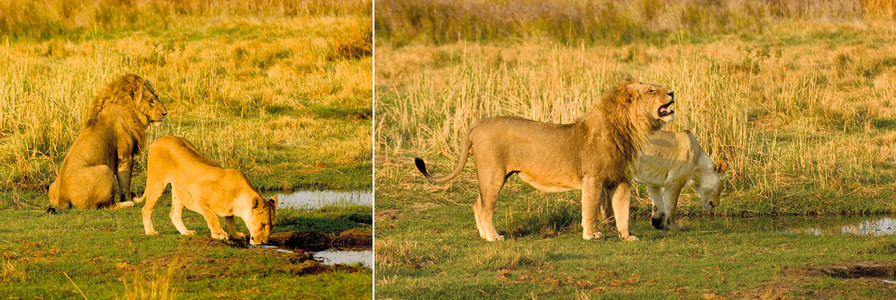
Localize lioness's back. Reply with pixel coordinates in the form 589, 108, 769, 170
148, 136, 220, 169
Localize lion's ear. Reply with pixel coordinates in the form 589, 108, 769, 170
715, 160, 728, 173
620, 89, 636, 104
127, 75, 145, 102
269, 195, 278, 208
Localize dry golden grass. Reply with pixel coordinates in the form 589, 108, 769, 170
376, 0, 896, 45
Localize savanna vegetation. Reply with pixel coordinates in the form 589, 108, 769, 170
375, 0, 896, 298
1, 0, 373, 191
1, 0, 372, 298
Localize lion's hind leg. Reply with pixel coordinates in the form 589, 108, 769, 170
473, 169, 506, 242
141, 174, 169, 235
61, 165, 115, 209
48, 180, 71, 210
169, 188, 196, 236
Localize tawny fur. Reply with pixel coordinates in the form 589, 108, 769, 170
137, 136, 277, 245
415, 79, 677, 241
627, 130, 728, 230
48, 74, 167, 210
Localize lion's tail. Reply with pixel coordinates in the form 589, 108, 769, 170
414, 130, 473, 184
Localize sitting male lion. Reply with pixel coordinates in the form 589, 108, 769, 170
415, 79, 676, 241
137, 136, 277, 245
633, 130, 728, 230
49, 74, 167, 210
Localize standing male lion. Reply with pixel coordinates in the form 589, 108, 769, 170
48, 74, 167, 210
415, 79, 676, 241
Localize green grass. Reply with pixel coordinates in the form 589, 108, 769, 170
375, 163, 896, 298
0, 191, 372, 299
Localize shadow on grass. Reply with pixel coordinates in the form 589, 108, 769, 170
502, 202, 580, 239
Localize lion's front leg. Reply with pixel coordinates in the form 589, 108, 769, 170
611, 182, 638, 241
662, 182, 687, 231
647, 185, 666, 229
581, 176, 606, 240
225, 216, 246, 238
116, 155, 136, 204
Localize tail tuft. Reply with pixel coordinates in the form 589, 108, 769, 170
414, 158, 430, 177
46, 207, 57, 214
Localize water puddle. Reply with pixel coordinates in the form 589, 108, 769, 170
267, 190, 372, 210
313, 248, 373, 267
798, 217, 896, 236
250, 245, 372, 267
676, 215, 896, 236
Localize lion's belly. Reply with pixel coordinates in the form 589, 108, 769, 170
517, 171, 582, 193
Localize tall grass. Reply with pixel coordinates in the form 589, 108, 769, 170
0, 1, 372, 190
0, 0, 371, 41
376, 0, 896, 45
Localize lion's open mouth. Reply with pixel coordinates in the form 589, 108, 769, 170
658, 99, 675, 117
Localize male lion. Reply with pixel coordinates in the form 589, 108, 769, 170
634, 130, 728, 230
137, 136, 277, 245
415, 79, 676, 241
48, 74, 167, 210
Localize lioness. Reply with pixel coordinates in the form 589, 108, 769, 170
633, 130, 728, 230
415, 79, 676, 241
49, 74, 166, 210
137, 136, 277, 245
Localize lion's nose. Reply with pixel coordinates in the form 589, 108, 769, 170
162, 111, 168, 116
667, 91, 674, 97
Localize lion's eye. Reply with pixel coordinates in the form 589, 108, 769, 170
648, 89, 655, 94
149, 99, 154, 104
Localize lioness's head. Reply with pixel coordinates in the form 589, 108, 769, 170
616, 80, 676, 131
696, 160, 728, 209
248, 195, 277, 245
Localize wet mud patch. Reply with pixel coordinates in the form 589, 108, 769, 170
135, 235, 368, 281
219, 228, 372, 268
809, 261, 896, 279
268, 227, 372, 251
734, 261, 896, 298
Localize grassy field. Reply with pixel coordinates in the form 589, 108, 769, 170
1, 191, 372, 299
376, 0, 896, 298
0, 1, 373, 298
0, 0, 372, 191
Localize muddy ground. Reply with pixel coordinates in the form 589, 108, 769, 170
733, 261, 896, 299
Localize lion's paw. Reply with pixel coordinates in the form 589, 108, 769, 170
234, 232, 247, 238
486, 235, 505, 242
211, 231, 230, 240
621, 235, 640, 241
583, 232, 606, 240
145, 231, 159, 236
181, 230, 196, 236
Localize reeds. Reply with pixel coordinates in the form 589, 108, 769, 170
376, 0, 896, 45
